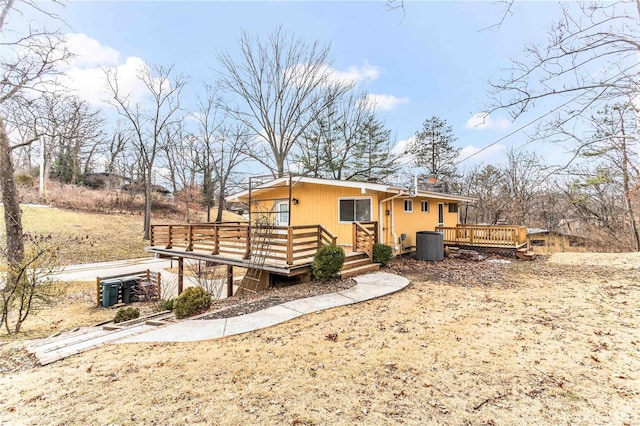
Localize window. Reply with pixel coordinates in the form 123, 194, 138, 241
420, 200, 429, 212
339, 198, 371, 222
448, 203, 458, 213
404, 199, 413, 212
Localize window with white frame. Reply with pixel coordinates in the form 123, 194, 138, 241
339, 198, 371, 222
404, 199, 413, 212
421, 200, 429, 212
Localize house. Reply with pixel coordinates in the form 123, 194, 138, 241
227, 174, 475, 254
527, 228, 590, 253
146, 174, 475, 293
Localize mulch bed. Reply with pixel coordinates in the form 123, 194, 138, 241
199, 278, 357, 320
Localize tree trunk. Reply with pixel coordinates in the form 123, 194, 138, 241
143, 168, 153, 240
0, 116, 25, 265
215, 182, 225, 223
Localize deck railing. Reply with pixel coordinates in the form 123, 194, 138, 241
352, 221, 378, 260
150, 222, 338, 265
435, 224, 528, 248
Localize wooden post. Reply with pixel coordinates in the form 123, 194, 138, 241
166, 225, 173, 249
186, 225, 193, 251
96, 277, 101, 307
226, 265, 233, 297
317, 225, 322, 248
213, 224, 219, 255
352, 223, 357, 252
178, 257, 184, 295
287, 226, 294, 265
156, 272, 162, 299
243, 225, 251, 259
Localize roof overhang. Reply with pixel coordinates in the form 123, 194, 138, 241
226, 176, 476, 204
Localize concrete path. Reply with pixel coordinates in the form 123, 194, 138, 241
118, 271, 409, 343
25, 271, 409, 364
53, 257, 216, 299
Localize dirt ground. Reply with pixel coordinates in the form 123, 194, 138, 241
1, 252, 639, 425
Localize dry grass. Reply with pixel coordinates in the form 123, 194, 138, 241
0, 205, 245, 265
1, 253, 639, 425
0, 206, 148, 265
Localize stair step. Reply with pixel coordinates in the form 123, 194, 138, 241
146, 320, 169, 326
342, 257, 373, 270
515, 249, 536, 260
340, 263, 380, 279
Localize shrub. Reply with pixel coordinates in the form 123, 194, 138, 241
114, 307, 140, 323
173, 287, 211, 319
160, 298, 174, 311
373, 243, 393, 266
14, 173, 34, 187
312, 245, 346, 282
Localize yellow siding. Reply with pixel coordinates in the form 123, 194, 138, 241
244, 181, 462, 251
385, 198, 460, 248
248, 183, 383, 246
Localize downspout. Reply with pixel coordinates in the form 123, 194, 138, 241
379, 191, 406, 255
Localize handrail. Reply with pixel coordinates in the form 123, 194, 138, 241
353, 221, 375, 261
149, 222, 341, 266
435, 224, 527, 248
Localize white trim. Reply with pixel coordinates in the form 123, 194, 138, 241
420, 200, 429, 213
338, 196, 373, 224
226, 175, 476, 204
403, 199, 413, 213
438, 203, 444, 227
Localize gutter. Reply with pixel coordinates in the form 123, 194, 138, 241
379, 191, 406, 255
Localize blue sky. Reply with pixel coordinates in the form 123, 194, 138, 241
25, 1, 567, 173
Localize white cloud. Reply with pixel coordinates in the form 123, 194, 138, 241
290, 61, 380, 87
60, 56, 149, 107
362, 93, 409, 111
63, 33, 120, 68
43, 33, 152, 107
391, 136, 413, 157
465, 112, 511, 131
327, 61, 380, 85
457, 143, 505, 164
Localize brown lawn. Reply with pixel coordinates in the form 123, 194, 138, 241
1, 252, 639, 425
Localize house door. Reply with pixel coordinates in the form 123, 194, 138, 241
438, 203, 444, 227
274, 200, 289, 227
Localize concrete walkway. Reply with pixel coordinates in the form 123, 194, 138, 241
118, 271, 409, 343
26, 272, 409, 364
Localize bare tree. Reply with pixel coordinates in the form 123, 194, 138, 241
216, 27, 349, 176
296, 91, 373, 180
106, 64, 187, 239
0, 0, 69, 266
501, 148, 547, 225
190, 86, 250, 222
553, 103, 639, 249
489, 1, 640, 164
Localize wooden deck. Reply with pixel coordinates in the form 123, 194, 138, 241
435, 224, 528, 249
148, 222, 340, 276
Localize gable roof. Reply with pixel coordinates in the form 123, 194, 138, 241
227, 176, 475, 203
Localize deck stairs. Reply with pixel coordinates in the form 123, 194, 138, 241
516, 247, 536, 261
340, 252, 380, 279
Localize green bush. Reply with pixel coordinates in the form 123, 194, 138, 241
173, 287, 211, 319
160, 298, 174, 311
312, 245, 346, 281
373, 243, 393, 266
114, 307, 140, 323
